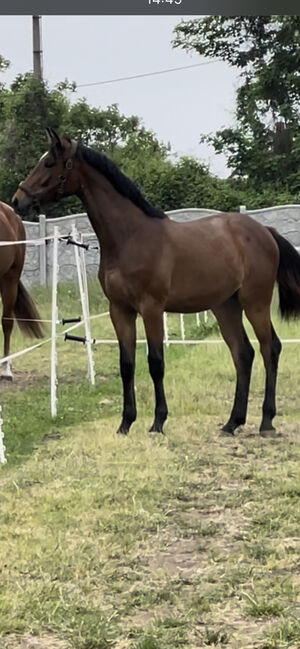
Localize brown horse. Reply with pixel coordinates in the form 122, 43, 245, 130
12, 129, 300, 435
0, 201, 43, 380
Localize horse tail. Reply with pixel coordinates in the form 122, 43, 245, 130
267, 227, 300, 320
13, 281, 44, 338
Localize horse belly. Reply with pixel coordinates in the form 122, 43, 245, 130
165, 267, 242, 313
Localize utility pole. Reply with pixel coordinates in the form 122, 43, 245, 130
32, 15, 43, 79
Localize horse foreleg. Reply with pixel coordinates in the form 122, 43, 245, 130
110, 302, 137, 435
142, 303, 168, 434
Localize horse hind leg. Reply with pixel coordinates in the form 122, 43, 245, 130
0, 279, 18, 381
244, 305, 282, 434
213, 294, 255, 434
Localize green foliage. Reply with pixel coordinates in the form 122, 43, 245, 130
0, 72, 168, 217
0, 54, 9, 72
0, 73, 69, 214
173, 16, 300, 195
0, 54, 298, 216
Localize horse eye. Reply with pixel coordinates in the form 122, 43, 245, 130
44, 158, 55, 168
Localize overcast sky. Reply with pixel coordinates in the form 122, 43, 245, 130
1, 15, 239, 177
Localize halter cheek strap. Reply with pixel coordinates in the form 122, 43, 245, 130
18, 140, 78, 203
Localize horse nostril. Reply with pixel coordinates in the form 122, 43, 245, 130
12, 197, 18, 209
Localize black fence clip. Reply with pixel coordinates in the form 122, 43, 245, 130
62, 317, 81, 326
64, 333, 96, 345
66, 236, 89, 251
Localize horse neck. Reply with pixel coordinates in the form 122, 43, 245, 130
77, 163, 145, 258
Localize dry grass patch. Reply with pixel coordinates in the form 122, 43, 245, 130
0, 284, 299, 647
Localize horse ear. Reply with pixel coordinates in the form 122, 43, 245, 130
45, 127, 53, 145
46, 127, 63, 150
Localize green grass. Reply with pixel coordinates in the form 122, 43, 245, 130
0, 282, 299, 649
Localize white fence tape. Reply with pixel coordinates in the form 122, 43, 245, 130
89, 337, 300, 346
0, 234, 56, 247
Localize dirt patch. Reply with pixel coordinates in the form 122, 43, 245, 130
124, 605, 172, 630
0, 370, 49, 393
148, 538, 207, 579
189, 616, 274, 649
0, 636, 69, 649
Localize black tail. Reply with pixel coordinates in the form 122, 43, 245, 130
268, 227, 300, 320
14, 281, 44, 338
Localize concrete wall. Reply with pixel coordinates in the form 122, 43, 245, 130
21, 204, 300, 286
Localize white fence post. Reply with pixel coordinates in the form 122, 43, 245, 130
71, 225, 95, 386
50, 227, 59, 419
39, 214, 47, 286
0, 406, 7, 465
180, 313, 185, 341
163, 312, 169, 347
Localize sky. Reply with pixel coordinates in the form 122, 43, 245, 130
0, 15, 239, 177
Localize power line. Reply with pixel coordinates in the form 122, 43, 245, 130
76, 60, 218, 89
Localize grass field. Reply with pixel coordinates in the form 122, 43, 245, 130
0, 282, 299, 649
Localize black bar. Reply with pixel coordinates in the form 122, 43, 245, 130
65, 333, 87, 344
1, 0, 298, 15
66, 236, 89, 251
62, 317, 81, 325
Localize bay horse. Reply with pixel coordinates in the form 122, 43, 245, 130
0, 201, 43, 380
12, 129, 300, 435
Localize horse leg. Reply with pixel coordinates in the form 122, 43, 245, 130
141, 304, 168, 433
213, 294, 255, 434
109, 302, 137, 435
244, 306, 282, 434
0, 279, 18, 381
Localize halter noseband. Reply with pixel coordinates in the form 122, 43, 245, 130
18, 140, 78, 206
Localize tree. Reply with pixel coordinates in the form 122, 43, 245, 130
173, 16, 300, 194
0, 71, 168, 216
0, 56, 296, 216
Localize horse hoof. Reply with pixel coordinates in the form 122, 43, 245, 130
259, 428, 277, 438
0, 375, 13, 382
220, 429, 234, 437
149, 423, 164, 435
221, 422, 235, 436
116, 427, 128, 436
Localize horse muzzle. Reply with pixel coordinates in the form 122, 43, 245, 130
11, 188, 41, 218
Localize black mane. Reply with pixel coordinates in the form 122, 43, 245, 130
78, 144, 166, 219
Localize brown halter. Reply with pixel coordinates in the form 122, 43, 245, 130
18, 140, 78, 207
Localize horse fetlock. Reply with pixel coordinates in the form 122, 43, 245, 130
149, 421, 165, 434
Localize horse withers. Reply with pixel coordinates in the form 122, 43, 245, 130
0, 201, 43, 380
11, 129, 300, 434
